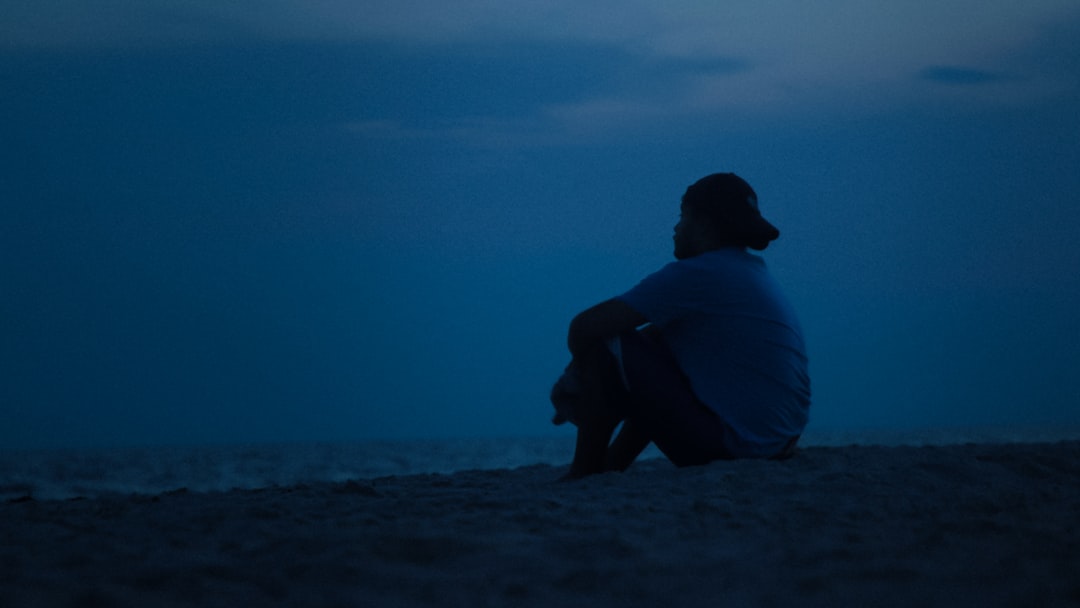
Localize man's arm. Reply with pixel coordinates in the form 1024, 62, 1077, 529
567, 298, 648, 357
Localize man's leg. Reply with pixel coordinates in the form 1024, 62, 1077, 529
604, 419, 651, 472
565, 416, 621, 479
557, 343, 631, 479
618, 331, 734, 467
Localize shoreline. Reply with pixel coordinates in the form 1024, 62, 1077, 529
3, 440, 1079, 606
5, 425, 1080, 503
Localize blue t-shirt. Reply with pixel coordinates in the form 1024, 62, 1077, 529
617, 247, 810, 457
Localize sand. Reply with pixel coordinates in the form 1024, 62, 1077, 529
2, 440, 1079, 607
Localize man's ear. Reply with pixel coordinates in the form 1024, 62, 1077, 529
699, 215, 724, 244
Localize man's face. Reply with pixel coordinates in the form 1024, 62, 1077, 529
673, 204, 713, 260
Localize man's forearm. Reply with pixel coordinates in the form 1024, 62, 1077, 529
567, 312, 607, 357
566, 298, 648, 357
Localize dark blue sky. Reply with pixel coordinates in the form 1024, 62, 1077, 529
3, 3, 1079, 448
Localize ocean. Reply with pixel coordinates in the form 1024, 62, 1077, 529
3, 426, 1079, 501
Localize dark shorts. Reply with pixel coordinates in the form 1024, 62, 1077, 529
614, 331, 738, 466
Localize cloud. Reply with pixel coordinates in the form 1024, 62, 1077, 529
5, 1, 1074, 54
919, 66, 1007, 85
1005, 15, 1080, 98
335, 41, 755, 147
912, 14, 1080, 104
9, 1, 1077, 144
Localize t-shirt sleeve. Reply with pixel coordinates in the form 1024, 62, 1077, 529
616, 261, 705, 326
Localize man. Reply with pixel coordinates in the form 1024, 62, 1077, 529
551, 173, 810, 479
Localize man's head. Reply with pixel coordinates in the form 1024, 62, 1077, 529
676, 173, 780, 258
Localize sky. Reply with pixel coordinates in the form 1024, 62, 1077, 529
3, 1, 1079, 449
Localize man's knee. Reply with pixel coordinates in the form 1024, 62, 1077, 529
551, 345, 628, 426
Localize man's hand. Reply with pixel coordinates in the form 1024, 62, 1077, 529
567, 298, 648, 357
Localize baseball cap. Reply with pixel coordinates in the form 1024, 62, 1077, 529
681, 173, 780, 250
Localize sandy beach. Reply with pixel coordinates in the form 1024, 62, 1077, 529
2, 440, 1079, 607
